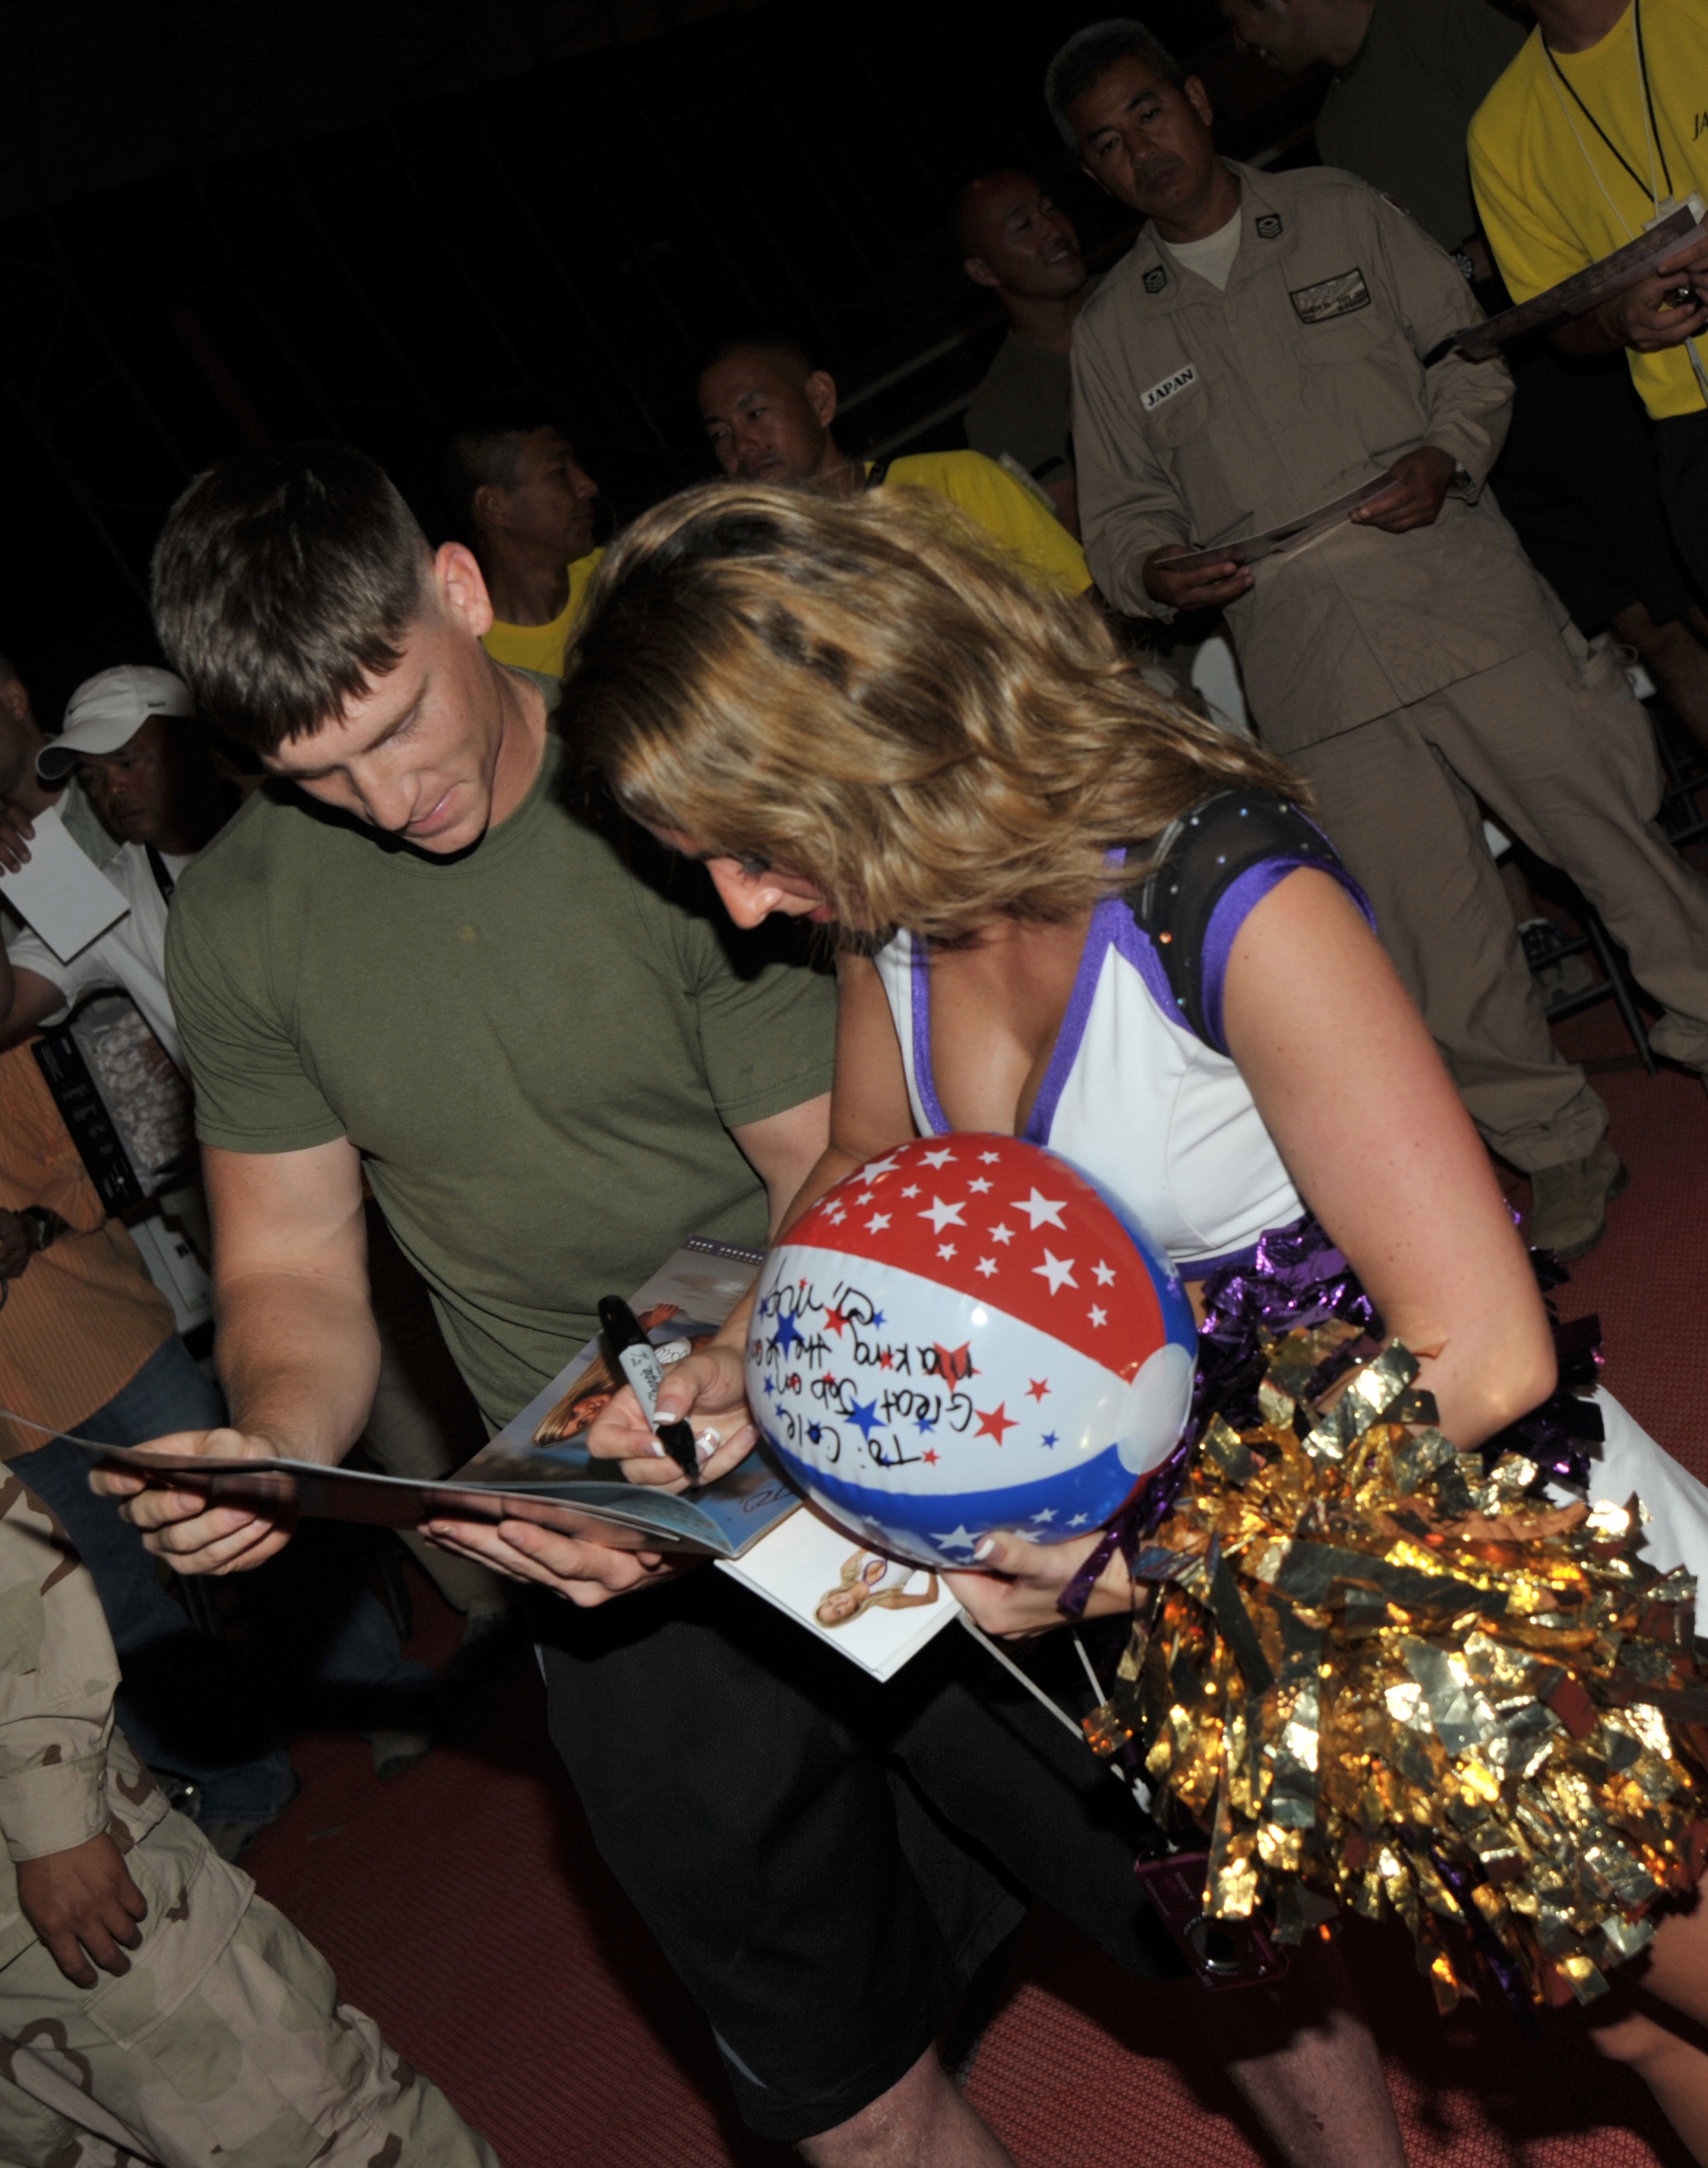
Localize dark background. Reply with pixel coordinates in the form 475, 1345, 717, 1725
1, 0, 1325, 717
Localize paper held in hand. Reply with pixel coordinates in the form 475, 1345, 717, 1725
1442, 199, 1705, 365
67, 1236, 798, 1560
67, 1230, 963, 1676
1151, 476, 1395, 576
0, 805, 128, 962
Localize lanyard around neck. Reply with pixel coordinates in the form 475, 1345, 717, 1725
1543, 0, 1674, 211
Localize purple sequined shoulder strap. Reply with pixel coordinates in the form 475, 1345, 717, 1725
1057, 1216, 1601, 1620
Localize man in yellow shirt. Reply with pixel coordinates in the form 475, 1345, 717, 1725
1469, 0, 1708, 587
695, 336, 1095, 595
442, 412, 606, 676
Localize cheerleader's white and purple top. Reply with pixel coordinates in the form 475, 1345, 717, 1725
872, 790, 1708, 1620
874, 793, 1355, 1277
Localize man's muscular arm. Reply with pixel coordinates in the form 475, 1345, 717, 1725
93, 1137, 379, 1573
738, 1090, 835, 1242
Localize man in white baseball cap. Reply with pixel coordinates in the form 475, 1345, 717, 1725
1, 665, 225, 1059
34, 663, 196, 784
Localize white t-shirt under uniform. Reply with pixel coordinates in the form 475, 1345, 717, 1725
1161, 204, 1243, 292
6, 844, 194, 1065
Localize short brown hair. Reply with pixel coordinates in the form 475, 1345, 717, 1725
150, 441, 431, 754
565, 482, 1300, 944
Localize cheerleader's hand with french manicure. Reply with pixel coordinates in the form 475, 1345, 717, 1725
945, 1528, 1135, 1639
584, 1340, 758, 1491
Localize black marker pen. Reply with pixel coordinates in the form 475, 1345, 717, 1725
599, 1296, 699, 1485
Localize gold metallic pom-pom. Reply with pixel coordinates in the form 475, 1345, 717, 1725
1085, 1326, 1708, 2010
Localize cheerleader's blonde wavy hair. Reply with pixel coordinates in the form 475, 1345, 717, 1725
564, 481, 1301, 944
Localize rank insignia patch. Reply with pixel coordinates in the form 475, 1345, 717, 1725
1289, 266, 1372, 324
1255, 213, 1283, 240
1143, 265, 1168, 294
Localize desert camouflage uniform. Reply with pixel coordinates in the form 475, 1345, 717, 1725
0, 1471, 499, 2167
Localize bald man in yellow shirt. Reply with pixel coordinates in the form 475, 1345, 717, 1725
1470, 1, 1708, 587
442, 414, 607, 678
696, 336, 1095, 597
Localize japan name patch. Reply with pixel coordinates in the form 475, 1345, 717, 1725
1290, 266, 1372, 323
1141, 363, 1198, 412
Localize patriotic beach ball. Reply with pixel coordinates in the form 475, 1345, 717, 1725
747, 1134, 1197, 1569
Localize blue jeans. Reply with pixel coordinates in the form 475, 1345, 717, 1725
14, 1335, 432, 1825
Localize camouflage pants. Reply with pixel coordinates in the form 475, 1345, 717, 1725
0, 1809, 498, 2168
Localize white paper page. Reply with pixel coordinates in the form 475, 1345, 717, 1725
0, 806, 128, 962
719, 1505, 959, 1681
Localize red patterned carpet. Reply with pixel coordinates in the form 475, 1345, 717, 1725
245, 1001, 1708, 2168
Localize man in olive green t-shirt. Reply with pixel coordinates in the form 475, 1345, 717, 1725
165, 686, 823, 1429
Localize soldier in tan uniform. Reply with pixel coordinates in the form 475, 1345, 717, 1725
1049, 18, 1708, 1258
0, 1472, 497, 2167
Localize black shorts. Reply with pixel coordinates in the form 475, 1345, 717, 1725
1496, 348, 1694, 635
541, 1575, 1179, 2145
1658, 406, 1708, 605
